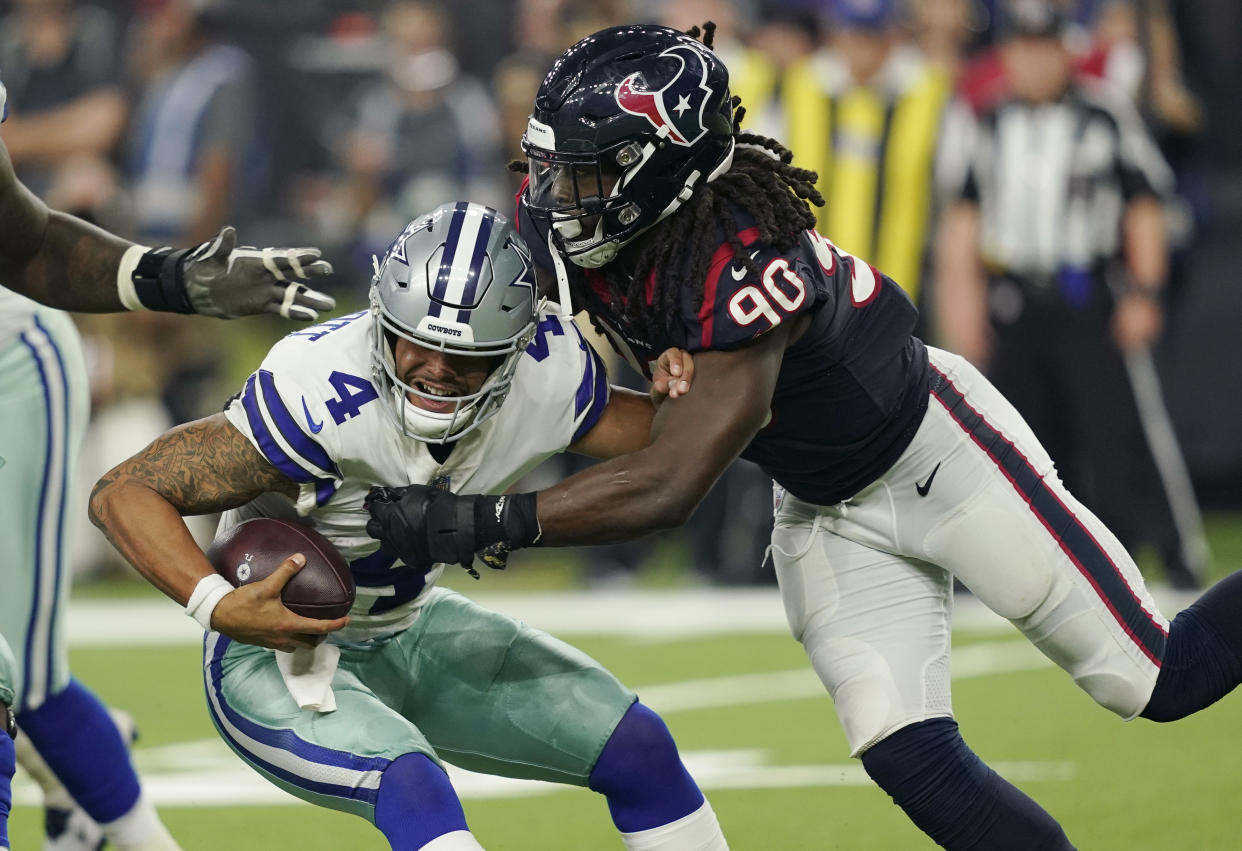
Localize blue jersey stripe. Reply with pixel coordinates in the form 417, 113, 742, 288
256, 370, 339, 478
240, 374, 314, 483
313, 479, 338, 507
929, 367, 1168, 666
205, 636, 389, 805
572, 340, 611, 443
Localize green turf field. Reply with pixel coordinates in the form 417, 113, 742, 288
10, 513, 1242, 849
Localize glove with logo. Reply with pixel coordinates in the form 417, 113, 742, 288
364, 486, 540, 579
125, 226, 336, 320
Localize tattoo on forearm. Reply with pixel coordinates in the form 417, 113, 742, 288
95, 414, 296, 516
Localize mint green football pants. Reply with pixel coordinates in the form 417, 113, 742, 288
0, 308, 89, 711
0, 633, 15, 709
203, 586, 636, 821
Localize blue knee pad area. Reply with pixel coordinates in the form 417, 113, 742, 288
587, 701, 704, 833
861, 718, 1073, 850
374, 752, 467, 849
17, 678, 140, 824
1142, 572, 1242, 722
1, 732, 14, 850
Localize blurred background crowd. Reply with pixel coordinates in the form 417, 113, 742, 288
2, 0, 1239, 589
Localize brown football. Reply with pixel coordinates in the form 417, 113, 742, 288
206, 518, 355, 619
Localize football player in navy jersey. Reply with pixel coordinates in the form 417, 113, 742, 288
366, 22, 1242, 850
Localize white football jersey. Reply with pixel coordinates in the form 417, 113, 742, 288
221, 307, 610, 641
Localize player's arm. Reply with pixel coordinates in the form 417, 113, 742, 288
569, 347, 695, 459
0, 136, 335, 320
366, 325, 792, 565
89, 413, 346, 651
536, 327, 789, 543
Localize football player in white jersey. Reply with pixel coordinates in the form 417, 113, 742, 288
1, 70, 341, 851
88, 202, 726, 851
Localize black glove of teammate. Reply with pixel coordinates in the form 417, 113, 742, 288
364, 486, 541, 579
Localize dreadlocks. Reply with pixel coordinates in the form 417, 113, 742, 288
595, 22, 824, 336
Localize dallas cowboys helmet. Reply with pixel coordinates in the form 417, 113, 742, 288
369, 202, 539, 443
522, 24, 735, 268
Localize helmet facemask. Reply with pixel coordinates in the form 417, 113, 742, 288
524, 139, 646, 268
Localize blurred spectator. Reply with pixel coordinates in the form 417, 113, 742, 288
125, 0, 266, 245
75, 0, 272, 577
935, 0, 1209, 589
494, 48, 554, 184
322, 0, 506, 271
781, 0, 952, 318
908, 0, 987, 81
1081, 1, 1201, 136
0, 0, 126, 209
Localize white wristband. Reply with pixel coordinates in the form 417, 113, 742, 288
116, 243, 153, 311
185, 574, 235, 631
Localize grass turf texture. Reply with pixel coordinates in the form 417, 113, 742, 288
8, 629, 1242, 849
12, 511, 1242, 848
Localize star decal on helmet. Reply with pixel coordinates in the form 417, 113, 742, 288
615, 43, 717, 147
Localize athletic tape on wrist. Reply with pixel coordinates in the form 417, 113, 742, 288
116, 244, 152, 311
185, 574, 235, 631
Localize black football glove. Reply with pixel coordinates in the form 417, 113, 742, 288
364, 486, 540, 579
130, 226, 335, 320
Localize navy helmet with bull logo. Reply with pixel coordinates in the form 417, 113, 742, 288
522, 24, 735, 268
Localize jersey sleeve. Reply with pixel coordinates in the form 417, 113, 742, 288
519, 313, 612, 449
684, 227, 821, 353
223, 337, 345, 516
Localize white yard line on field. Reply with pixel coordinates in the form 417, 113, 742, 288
13, 745, 1075, 807
67, 586, 1199, 647
638, 640, 1053, 714
13, 637, 1070, 807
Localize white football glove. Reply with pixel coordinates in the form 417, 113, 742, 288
181, 226, 336, 321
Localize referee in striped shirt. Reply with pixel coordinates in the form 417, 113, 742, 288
936, 0, 1209, 589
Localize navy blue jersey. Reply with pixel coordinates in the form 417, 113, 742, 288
518, 191, 930, 506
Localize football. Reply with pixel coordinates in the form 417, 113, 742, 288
206, 518, 355, 619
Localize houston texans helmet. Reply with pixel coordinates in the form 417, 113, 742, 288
522, 24, 735, 268
369, 202, 539, 443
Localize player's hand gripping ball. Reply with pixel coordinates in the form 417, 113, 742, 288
206, 518, 355, 619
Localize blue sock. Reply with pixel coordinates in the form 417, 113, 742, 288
0, 732, 14, 850
1142, 571, 1242, 722
588, 702, 704, 833
374, 753, 468, 849
16, 678, 140, 824
861, 718, 1074, 850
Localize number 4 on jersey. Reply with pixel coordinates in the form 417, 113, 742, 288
325, 370, 379, 425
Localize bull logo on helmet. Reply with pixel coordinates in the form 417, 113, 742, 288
615, 43, 717, 148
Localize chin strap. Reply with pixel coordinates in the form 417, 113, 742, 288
547, 229, 575, 317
